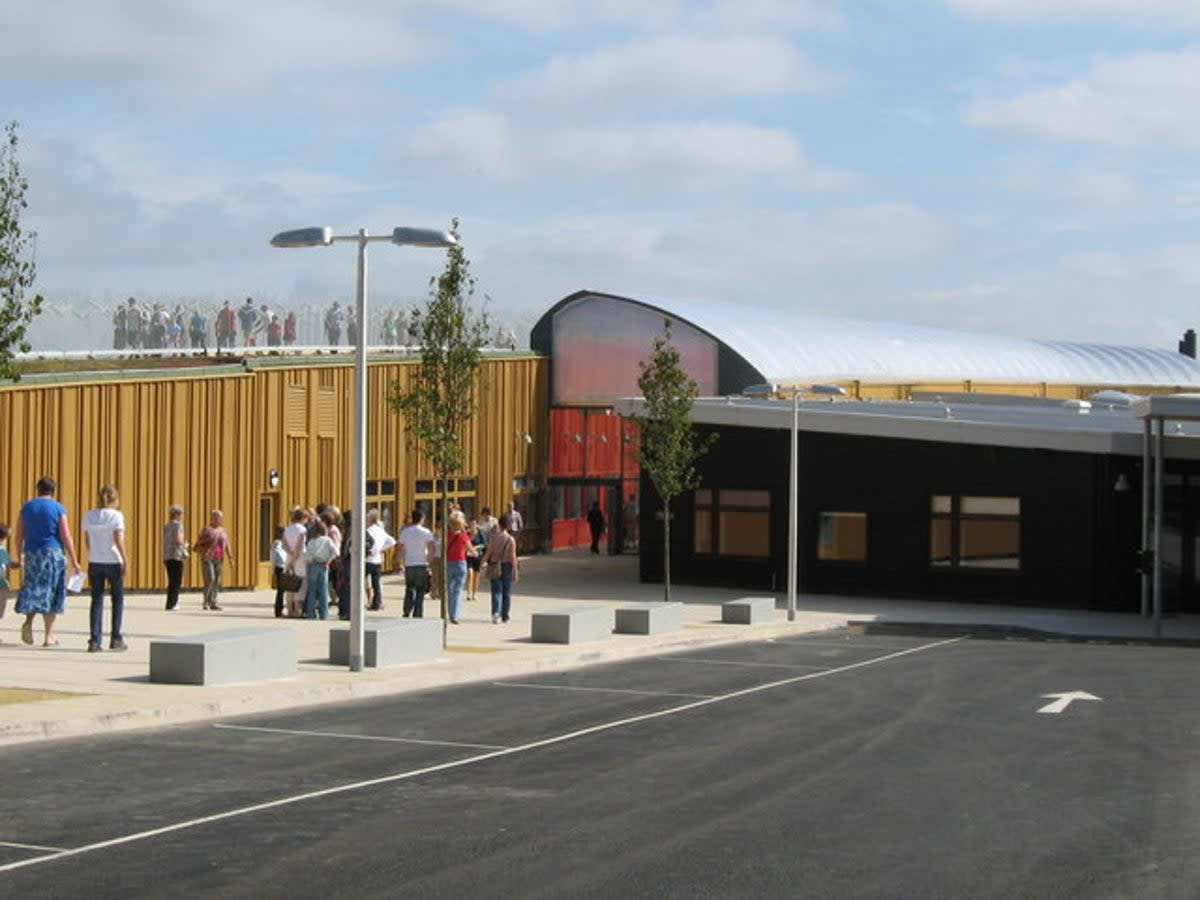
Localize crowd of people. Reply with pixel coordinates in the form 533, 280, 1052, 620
273, 500, 521, 626
0, 477, 526, 651
110, 297, 522, 351
112, 296, 300, 350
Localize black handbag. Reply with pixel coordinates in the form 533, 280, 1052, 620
277, 570, 303, 592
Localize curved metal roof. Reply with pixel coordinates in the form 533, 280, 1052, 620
552, 291, 1200, 388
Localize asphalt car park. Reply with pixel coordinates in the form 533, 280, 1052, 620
2, 628, 1197, 898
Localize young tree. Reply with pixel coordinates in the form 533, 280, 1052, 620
389, 219, 490, 636
632, 318, 717, 602
0, 121, 44, 381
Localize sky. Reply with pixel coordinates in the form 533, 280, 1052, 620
3, 0, 1199, 351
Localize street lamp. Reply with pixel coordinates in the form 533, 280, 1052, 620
271, 224, 456, 671
742, 382, 847, 622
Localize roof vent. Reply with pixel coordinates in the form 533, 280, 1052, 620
1088, 390, 1142, 408
1180, 328, 1197, 359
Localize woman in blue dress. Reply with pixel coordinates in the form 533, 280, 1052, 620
11, 476, 83, 647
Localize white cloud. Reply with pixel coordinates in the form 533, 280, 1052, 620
429, 0, 844, 33
492, 204, 950, 289
495, 34, 842, 117
1060, 252, 1135, 281
1157, 244, 1200, 286
909, 283, 1009, 303
946, 0, 1200, 25
694, 0, 846, 30
0, 0, 442, 102
1068, 170, 1139, 208
396, 115, 844, 190
400, 112, 520, 181
965, 50, 1200, 148
548, 122, 807, 183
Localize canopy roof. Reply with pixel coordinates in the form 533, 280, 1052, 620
545, 291, 1200, 389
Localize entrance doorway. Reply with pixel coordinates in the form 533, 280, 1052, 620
548, 478, 635, 554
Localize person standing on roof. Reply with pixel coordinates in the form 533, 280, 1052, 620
238, 297, 258, 346
324, 301, 346, 345
215, 300, 236, 348
253, 303, 272, 345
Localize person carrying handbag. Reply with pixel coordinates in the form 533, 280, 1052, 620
484, 512, 519, 624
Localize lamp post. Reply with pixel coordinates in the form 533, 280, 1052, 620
271, 225, 456, 671
742, 382, 847, 622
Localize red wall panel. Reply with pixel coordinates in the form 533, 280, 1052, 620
549, 407, 586, 476
585, 410, 623, 477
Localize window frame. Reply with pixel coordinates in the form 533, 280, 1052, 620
693, 488, 771, 559
930, 494, 1021, 572
816, 511, 868, 565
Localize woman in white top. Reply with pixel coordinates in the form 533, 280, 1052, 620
281, 507, 309, 618
84, 484, 128, 652
364, 508, 396, 610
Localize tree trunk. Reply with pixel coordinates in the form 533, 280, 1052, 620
662, 498, 671, 603
439, 484, 449, 647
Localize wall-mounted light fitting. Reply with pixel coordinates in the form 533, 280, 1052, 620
517, 431, 533, 445
267, 468, 281, 489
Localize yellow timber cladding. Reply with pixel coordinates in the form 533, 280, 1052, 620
0, 355, 548, 591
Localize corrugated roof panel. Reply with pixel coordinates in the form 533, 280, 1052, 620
617, 294, 1200, 388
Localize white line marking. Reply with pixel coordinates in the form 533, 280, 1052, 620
0, 841, 68, 853
211, 723, 506, 751
657, 656, 828, 671
1037, 691, 1102, 715
494, 681, 713, 700
767, 638, 928, 651
0, 636, 962, 875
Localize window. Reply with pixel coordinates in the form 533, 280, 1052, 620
413, 477, 478, 529
931, 495, 1020, 570
258, 496, 276, 563
694, 489, 770, 558
818, 512, 867, 563
511, 475, 540, 529
366, 480, 398, 542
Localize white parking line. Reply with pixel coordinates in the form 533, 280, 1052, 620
766, 638, 930, 651
494, 681, 713, 700
0, 636, 962, 875
0, 841, 68, 853
658, 656, 829, 671
211, 723, 507, 750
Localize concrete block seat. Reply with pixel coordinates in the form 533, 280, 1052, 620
531, 606, 611, 644
614, 602, 684, 635
149, 627, 296, 685
721, 596, 778, 625
329, 617, 443, 667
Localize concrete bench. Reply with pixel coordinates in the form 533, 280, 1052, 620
614, 602, 683, 635
721, 597, 778, 625
149, 627, 296, 686
531, 606, 611, 644
329, 618, 443, 667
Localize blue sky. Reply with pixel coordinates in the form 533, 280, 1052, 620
4, 0, 1199, 351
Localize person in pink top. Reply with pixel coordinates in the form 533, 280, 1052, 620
193, 509, 233, 611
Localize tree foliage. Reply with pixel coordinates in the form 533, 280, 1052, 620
0, 121, 44, 381
388, 219, 490, 628
632, 318, 717, 601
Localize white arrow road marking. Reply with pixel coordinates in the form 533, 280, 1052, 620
1038, 691, 1103, 714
